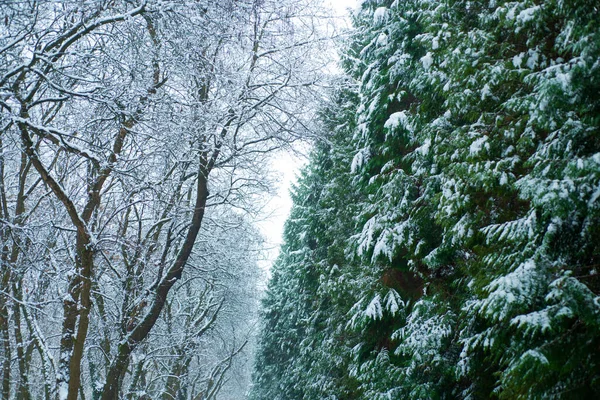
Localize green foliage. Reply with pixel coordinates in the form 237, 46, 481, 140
251, 87, 364, 399
252, 0, 600, 398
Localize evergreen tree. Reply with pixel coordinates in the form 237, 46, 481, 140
252, 0, 600, 398
251, 87, 363, 399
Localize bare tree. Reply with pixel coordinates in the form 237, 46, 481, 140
1, 0, 330, 398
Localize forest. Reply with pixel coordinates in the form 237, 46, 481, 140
0, 0, 328, 398
1, 0, 599, 399
251, 0, 600, 399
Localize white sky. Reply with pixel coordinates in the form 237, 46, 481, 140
329, 0, 360, 15
255, 150, 305, 272
255, 0, 357, 273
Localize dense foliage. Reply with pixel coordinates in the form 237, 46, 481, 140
252, 0, 600, 398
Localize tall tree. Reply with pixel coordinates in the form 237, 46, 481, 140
252, 0, 600, 399
1, 0, 329, 398
252, 85, 364, 400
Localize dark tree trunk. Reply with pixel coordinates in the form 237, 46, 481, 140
101, 163, 211, 399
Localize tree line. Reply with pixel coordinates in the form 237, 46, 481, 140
0, 0, 330, 399
252, 0, 600, 398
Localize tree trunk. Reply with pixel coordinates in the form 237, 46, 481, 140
0, 135, 10, 400
0, 294, 10, 400
3, 151, 31, 400
0, 251, 11, 400
101, 163, 210, 399
57, 233, 93, 400
12, 283, 31, 400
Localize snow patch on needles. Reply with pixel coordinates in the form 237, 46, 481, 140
384, 111, 412, 133
373, 7, 388, 24
420, 52, 433, 70
366, 294, 383, 320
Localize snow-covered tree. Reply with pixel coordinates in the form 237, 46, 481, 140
0, 0, 330, 398
252, 0, 600, 398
